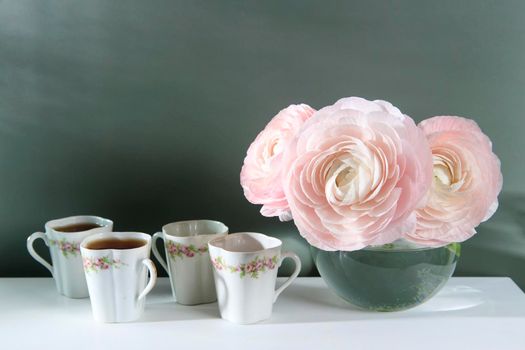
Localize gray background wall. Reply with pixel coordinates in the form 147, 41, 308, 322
1, 1, 524, 283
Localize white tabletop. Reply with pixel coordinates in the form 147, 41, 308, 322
1, 277, 524, 350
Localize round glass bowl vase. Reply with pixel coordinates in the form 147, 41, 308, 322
311, 241, 460, 311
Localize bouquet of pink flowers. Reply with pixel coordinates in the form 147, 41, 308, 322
240, 97, 502, 251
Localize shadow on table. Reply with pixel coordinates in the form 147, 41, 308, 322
140, 302, 221, 323
140, 281, 221, 323
261, 282, 507, 325
138, 280, 525, 324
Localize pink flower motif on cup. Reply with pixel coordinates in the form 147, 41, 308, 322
50, 239, 80, 258
404, 116, 503, 246
83, 256, 126, 273
212, 255, 278, 278
241, 104, 316, 221
166, 241, 207, 260
282, 97, 433, 251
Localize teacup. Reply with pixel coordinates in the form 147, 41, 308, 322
80, 232, 157, 323
152, 220, 228, 305
26, 215, 113, 298
208, 232, 301, 324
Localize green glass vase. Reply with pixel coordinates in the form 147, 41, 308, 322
311, 241, 460, 311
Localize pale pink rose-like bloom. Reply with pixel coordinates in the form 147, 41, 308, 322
405, 116, 503, 246
213, 259, 223, 270
83, 259, 92, 269
282, 97, 433, 251
240, 104, 316, 221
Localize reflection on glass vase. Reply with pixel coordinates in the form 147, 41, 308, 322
311, 240, 460, 312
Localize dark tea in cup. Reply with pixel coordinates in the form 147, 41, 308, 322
54, 222, 106, 233
85, 238, 146, 250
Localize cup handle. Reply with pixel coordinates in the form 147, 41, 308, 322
273, 251, 301, 303
138, 258, 157, 301
27, 232, 54, 277
151, 232, 168, 273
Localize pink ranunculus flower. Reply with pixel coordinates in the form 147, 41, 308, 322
405, 116, 503, 246
240, 104, 316, 221
282, 97, 433, 251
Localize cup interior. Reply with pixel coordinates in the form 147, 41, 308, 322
163, 220, 228, 238
81, 232, 150, 251
209, 232, 281, 253
47, 215, 113, 234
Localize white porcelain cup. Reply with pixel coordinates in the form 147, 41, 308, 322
80, 232, 157, 323
26, 215, 113, 298
152, 220, 228, 305
208, 232, 302, 324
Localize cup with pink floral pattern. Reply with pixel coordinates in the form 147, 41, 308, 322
26, 215, 113, 298
208, 232, 301, 324
80, 232, 157, 323
152, 220, 228, 305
